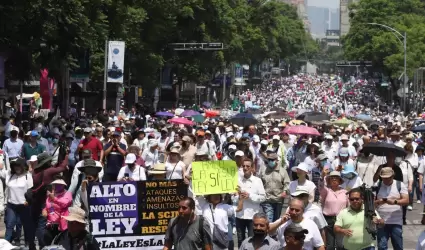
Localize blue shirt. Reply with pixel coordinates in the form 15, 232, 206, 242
104, 142, 126, 174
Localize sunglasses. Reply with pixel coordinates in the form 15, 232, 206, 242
242, 164, 252, 168
349, 197, 360, 201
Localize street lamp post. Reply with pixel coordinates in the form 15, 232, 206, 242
367, 23, 407, 112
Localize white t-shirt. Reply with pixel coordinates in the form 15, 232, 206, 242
6, 172, 33, 205
276, 218, 324, 249
117, 165, 146, 181
376, 180, 408, 225
165, 161, 185, 180
288, 179, 316, 203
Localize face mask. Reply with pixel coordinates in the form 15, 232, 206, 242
267, 160, 276, 168
321, 160, 327, 166
253, 229, 266, 238
395, 157, 402, 165
54, 185, 65, 193
52, 138, 59, 144
128, 163, 135, 168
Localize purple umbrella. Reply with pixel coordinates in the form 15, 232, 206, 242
181, 110, 200, 117
156, 111, 174, 117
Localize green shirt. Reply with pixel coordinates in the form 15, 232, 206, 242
22, 143, 46, 160
335, 206, 377, 250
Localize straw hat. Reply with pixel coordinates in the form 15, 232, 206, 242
148, 163, 166, 175
63, 206, 86, 224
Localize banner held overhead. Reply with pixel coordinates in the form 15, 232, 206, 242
107, 41, 125, 83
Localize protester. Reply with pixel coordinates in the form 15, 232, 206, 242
164, 197, 213, 250
238, 212, 280, 250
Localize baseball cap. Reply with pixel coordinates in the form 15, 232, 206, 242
197, 130, 205, 136
253, 135, 260, 142
285, 223, 309, 235
125, 153, 137, 164
380, 167, 394, 178
227, 132, 234, 137
291, 186, 309, 197
260, 139, 269, 145
325, 134, 333, 140
83, 127, 92, 133
182, 136, 191, 142
272, 128, 279, 132
340, 134, 349, 141
31, 130, 39, 137
339, 148, 349, 157
235, 150, 244, 157
10, 126, 19, 132
228, 144, 237, 150
113, 131, 121, 136
272, 135, 280, 140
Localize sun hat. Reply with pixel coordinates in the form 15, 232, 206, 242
380, 167, 394, 178
293, 162, 309, 173
148, 163, 166, 175
317, 154, 328, 161
81, 149, 92, 158
0, 239, 19, 250
340, 134, 349, 141
291, 186, 309, 197
51, 179, 67, 186
253, 135, 260, 142
125, 153, 137, 164
63, 206, 86, 224
182, 136, 192, 142
326, 171, 344, 184
170, 147, 181, 154
36, 152, 53, 169
78, 159, 102, 174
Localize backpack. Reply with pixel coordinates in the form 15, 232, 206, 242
170, 216, 205, 244
376, 180, 401, 198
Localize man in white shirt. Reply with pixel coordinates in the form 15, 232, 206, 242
375, 167, 409, 250
270, 198, 325, 250
2, 126, 23, 158
235, 158, 266, 247
117, 153, 146, 181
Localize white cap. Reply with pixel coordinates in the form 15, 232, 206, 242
29, 155, 38, 162
253, 135, 260, 142
125, 153, 137, 164
292, 162, 309, 173
10, 126, 19, 132
325, 134, 333, 140
227, 132, 234, 137
272, 128, 279, 132
260, 139, 269, 145
239, 126, 243, 131
340, 134, 349, 141
228, 144, 237, 150
225, 127, 232, 132
235, 150, 244, 157
272, 135, 280, 140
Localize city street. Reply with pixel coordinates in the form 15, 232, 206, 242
0, 202, 422, 249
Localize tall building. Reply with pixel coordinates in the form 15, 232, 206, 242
340, 0, 359, 36
282, 0, 310, 32
307, 6, 340, 36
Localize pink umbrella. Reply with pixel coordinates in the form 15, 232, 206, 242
283, 125, 320, 136
168, 117, 194, 126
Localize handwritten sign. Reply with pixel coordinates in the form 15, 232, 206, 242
191, 160, 238, 195
88, 180, 187, 250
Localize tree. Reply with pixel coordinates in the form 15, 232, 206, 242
342, 0, 425, 78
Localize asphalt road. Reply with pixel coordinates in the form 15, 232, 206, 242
0, 202, 423, 250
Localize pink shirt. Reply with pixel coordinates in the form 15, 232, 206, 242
320, 183, 348, 216
44, 191, 73, 231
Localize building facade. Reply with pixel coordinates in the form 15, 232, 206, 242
282, 0, 310, 32
340, 0, 359, 36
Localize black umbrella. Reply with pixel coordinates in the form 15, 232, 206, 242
247, 109, 262, 115
361, 142, 407, 157
412, 124, 425, 133
271, 107, 285, 112
296, 111, 330, 122
229, 113, 257, 127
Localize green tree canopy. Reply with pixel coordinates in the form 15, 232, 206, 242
342, 0, 425, 78
0, 0, 315, 86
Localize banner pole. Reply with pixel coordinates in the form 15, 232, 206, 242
103, 40, 108, 110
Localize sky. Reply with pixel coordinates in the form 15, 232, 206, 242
307, 0, 339, 8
